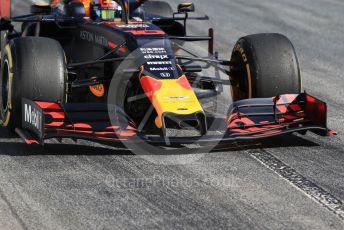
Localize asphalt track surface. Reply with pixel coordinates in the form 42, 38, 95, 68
1, 0, 344, 229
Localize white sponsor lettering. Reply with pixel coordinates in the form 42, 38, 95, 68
160, 72, 171, 77
149, 67, 169, 71
24, 104, 42, 131
140, 47, 167, 54
117, 24, 149, 28
146, 61, 172, 65
150, 67, 176, 71
144, 54, 169, 60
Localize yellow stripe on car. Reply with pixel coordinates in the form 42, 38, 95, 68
2, 45, 13, 127
246, 64, 252, 98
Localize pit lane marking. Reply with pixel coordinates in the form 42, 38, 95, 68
249, 149, 344, 220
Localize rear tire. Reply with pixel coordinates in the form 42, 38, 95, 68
230, 33, 301, 100
0, 37, 66, 130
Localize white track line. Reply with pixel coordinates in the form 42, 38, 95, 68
249, 149, 344, 221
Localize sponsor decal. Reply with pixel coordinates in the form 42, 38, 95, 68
234, 43, 248, 62
140, 47, 181, 79
146, 61, 173, 65
22, 99, 43, 137
165, 96, 190, 100
160, 72, 171, 77
140, 48, 167, 54
117, 24, 149, 28
144, 54, 169, 60
24, 104, 42, 130
89, 84, 105, 97
80, 30, 108, 47
149, 67, 175, 72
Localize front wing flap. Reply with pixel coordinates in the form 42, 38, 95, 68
19, 99, 137, 144
225, 93, 330, 139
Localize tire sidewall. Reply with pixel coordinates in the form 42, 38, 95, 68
0, 37, 66, 129
231, 39, 254, 99
0, 44, 18, 128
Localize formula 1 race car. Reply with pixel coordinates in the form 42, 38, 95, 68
0, 0, 336, 147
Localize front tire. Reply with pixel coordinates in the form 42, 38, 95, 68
230, 33, 302, 100
0, 37, 66, 130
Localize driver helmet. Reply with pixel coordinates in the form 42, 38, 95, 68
95, 0, 122, 21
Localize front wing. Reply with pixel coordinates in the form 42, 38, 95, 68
16, 93, 336, 145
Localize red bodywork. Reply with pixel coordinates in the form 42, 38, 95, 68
0, 0, 11, 19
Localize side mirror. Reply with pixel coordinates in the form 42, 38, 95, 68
178, 2, 195, 13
